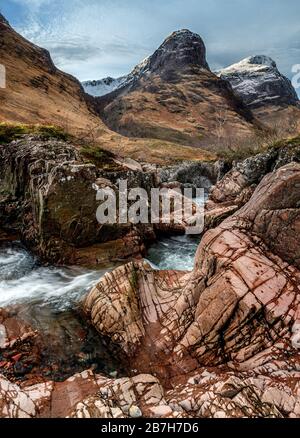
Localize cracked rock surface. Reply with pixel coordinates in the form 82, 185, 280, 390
1, 163, 300, 418
81, 163, 300, 417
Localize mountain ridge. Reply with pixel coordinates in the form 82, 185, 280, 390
93, 29, 259, 149
217, 55, 299, 109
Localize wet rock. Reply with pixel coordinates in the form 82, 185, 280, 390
0, 137, 157, 266
82, 163, 300, 417
210, 141, 300, 207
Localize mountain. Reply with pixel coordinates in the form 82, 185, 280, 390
0, 16, 215, 163
82, 57, 151, 97
0, 14, 105, 136
217, 55, 299, 109
95, 29, 258, 149
83, 76, 127, 97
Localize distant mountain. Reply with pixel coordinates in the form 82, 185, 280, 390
94, 29, 258, 149
3, 12, 298, 162
82, 56, 151, 97
217, 55, 299, 109
83, 76, 127, 97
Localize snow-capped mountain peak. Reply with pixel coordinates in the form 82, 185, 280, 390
217, 55, 298, 109
82, 28, 210, 97
82, 76, 127, 97
218, 55, 277, 75
82, 56, 151, 97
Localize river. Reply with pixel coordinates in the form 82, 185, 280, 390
0, 197, 204, 380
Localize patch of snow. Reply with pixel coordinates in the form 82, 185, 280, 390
82, 76, 127, 97
218, 55, 277, 75
82, 56, 151, 97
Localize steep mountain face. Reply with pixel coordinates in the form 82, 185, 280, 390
0, 17, 217, 163
217, 55, 299, 109
0, 15, 106, 136
0, 13, 9, 25
96, 30, 258, 150
84, 30, 210, 98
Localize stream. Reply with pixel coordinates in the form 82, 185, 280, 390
0, 235, 199, 380
0, 196, 205, 380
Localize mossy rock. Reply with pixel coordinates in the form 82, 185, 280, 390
0, 123, 70, 144
80, 145, 118, 170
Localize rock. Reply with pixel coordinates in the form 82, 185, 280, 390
2, 362, 300, 418
208, 140, 300, 219
129, 405, 142, 418
0, 136, 157, 265
83, 163, 300, 389
118, 158, 143, 172
158, 160, 225, 190
0, 309, 36, 350
143, 29, 210, 75
204, 203, 239, 231
217, 55, 299, 109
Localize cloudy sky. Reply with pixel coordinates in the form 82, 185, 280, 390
1, 0, 300, 83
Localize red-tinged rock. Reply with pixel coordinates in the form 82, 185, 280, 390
83, 163, 300, 396
12, 354, 22, 362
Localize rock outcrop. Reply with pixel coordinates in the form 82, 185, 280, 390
1, 164, 300, 418
81, 163, 300, 416
210, 137, 300, 206
218, 56, 299, 110
0, 135, 208, 265
3, 365, 300, 418
0, 136, 157, 266
136, 29, 210, 77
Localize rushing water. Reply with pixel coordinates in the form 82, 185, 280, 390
0, 242, 123, 379
146, 193, 207, 271
146, 234, 200, 270
0, 243, 103, 309
0, 202, 203, 378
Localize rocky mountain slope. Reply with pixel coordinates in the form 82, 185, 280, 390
0, 14, 104, 136
89, 49, 300, 141
218, 55, 300, 130
0, 15, 216, 163
218, 55, 299, 109
96, 30, 258, 150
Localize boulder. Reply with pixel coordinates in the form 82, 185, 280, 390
83, 163, 300, 381
0, 136, 156, 265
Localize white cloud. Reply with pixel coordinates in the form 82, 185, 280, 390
8, 0, 300, 84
